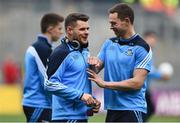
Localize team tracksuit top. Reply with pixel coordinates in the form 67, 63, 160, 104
45, 39, 92, 120
23, 34, 52, 109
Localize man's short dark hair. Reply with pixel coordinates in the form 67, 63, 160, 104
65, 13, 89, 30
41, 13, 64, 33
109, 3, 134, 24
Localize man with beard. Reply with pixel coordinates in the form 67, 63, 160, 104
45, 13, 100, 122
87, 3, 152, 122
22, 13, 64, 122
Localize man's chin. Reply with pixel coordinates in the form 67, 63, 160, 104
114, 32, 119, 36
52, 38, 59, 42
82, 40, 88, 44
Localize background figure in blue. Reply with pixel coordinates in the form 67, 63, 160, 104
87, 3, 152, 122
143, 31, 171, 121
22, 13, 64, 122
45, 13, 100, 122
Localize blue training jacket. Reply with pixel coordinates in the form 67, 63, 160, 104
22, 34, 52, 108
45, 40, 92, 120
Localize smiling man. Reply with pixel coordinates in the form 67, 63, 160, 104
45, 13, 100, 122
87, 3, 152, 122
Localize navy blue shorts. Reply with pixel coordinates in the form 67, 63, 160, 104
52, 119, 87, 123
23, 105, 52, 122
106, 110, 145, 122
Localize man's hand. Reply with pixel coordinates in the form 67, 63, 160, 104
92, 99, 101, 113
88, 56, 101, 67
87, 68, 106, 88
80, 93, 96, 105
88, 56, 103, 73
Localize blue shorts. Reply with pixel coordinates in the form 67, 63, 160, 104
23, 105, 51, 122
106, 110, 145, 122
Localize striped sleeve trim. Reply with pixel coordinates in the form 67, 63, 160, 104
137, 48, 152, 69
44, 78, 83, 100
27, 46, 48, 79
44, 78, 68, 91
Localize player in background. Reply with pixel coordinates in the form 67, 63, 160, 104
143, 31, 171, 121
22, 13, 64, 122
87, 3, 152, 122
45, 13, 100, 122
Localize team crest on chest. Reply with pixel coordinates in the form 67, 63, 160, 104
125, 49, 133, 56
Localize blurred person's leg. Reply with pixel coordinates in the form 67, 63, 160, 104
144, 90, 155, 121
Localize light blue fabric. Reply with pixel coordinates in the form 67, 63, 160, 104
23, 47, 51, 108
98, 34, 152, 113
46, 46, 92, 120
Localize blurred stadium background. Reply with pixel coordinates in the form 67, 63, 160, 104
0, 0, 180, 122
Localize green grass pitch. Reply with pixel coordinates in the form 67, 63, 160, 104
0, 113, 180, 122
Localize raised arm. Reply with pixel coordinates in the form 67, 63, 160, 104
87, 68, 148, 91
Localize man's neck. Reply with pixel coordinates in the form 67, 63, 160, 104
43, 33, 52, 43
65, 34, 73, 41
120, 27, 136, 39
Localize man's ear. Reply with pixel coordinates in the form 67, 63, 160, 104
66, 26, 73, 34
124, 17, 130, 24
47, 26, 54, 33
